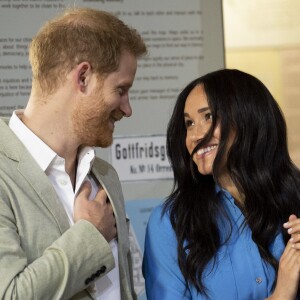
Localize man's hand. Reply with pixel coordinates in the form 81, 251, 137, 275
74, 181, 117, 242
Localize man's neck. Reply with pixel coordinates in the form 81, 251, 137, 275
22, 96, 80, 189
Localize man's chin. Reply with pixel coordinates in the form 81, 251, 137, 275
96, 137, 113, 148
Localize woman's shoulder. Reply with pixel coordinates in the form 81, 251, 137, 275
146, 202, 178, 248
147, 202, 173, 231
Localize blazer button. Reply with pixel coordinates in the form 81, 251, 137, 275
100, 266, 106, 273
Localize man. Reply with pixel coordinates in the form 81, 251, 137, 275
0, 7, 147, 300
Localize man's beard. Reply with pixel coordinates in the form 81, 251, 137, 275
71, 95, 114, 148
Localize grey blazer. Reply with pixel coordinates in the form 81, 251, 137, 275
0, 118, 136, 300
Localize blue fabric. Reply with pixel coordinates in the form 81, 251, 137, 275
142, 187, 286, 300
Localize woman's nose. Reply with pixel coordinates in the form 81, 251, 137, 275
189, 124, 207, 142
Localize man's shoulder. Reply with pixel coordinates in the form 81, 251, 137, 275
0, 117, 10, 124
0, 117, 21, 160
0, 120, 25, 173
0, 117, 11, 132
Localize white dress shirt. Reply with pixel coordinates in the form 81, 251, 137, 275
9, 110, 121, 300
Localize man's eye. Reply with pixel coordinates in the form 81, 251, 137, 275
118, 87, 129, 96
118, 88, 125, 95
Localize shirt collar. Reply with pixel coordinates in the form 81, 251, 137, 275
77, 145, 96, 166
215, 183, 236, 205
9, 110, 95, 172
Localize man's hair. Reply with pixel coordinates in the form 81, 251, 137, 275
29, 7, 147, 93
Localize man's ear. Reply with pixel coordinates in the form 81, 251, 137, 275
76, 62, 92, 92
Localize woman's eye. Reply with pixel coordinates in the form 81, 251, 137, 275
204, 112, 213, 121
185, 119, 194, 128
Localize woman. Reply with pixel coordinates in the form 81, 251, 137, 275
143, 69, 300, 299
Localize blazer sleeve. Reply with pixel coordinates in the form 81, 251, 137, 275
142, 205, 192, 300
0, 191, 115, 300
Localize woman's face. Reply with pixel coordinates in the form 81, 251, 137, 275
184, 84, 221, 175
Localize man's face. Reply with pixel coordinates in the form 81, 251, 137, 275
72, 51, 137, 147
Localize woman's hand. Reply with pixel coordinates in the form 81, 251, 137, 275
267, 215, 300, 300
284, 214, 300, 245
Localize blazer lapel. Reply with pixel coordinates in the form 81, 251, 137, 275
91, 158, 133, 299
91, 158, 129, 250
0, 118, 70, 234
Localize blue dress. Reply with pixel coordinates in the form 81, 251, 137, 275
142, 187, 285, 300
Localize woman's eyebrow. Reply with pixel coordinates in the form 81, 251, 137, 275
184, 107, 210, 117
198, 107, 210, 113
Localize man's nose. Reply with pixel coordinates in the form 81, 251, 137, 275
120, 96, 132, 117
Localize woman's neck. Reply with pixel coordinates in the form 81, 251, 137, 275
218, 175, 245, 206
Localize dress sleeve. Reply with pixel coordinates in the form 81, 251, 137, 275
142, 205, 192, 300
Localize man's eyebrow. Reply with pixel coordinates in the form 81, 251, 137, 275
118, 80, 133, 88
120, 82, 132, 87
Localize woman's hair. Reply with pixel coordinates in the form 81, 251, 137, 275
164, 69, 300, 295
29, 7, 147, 94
